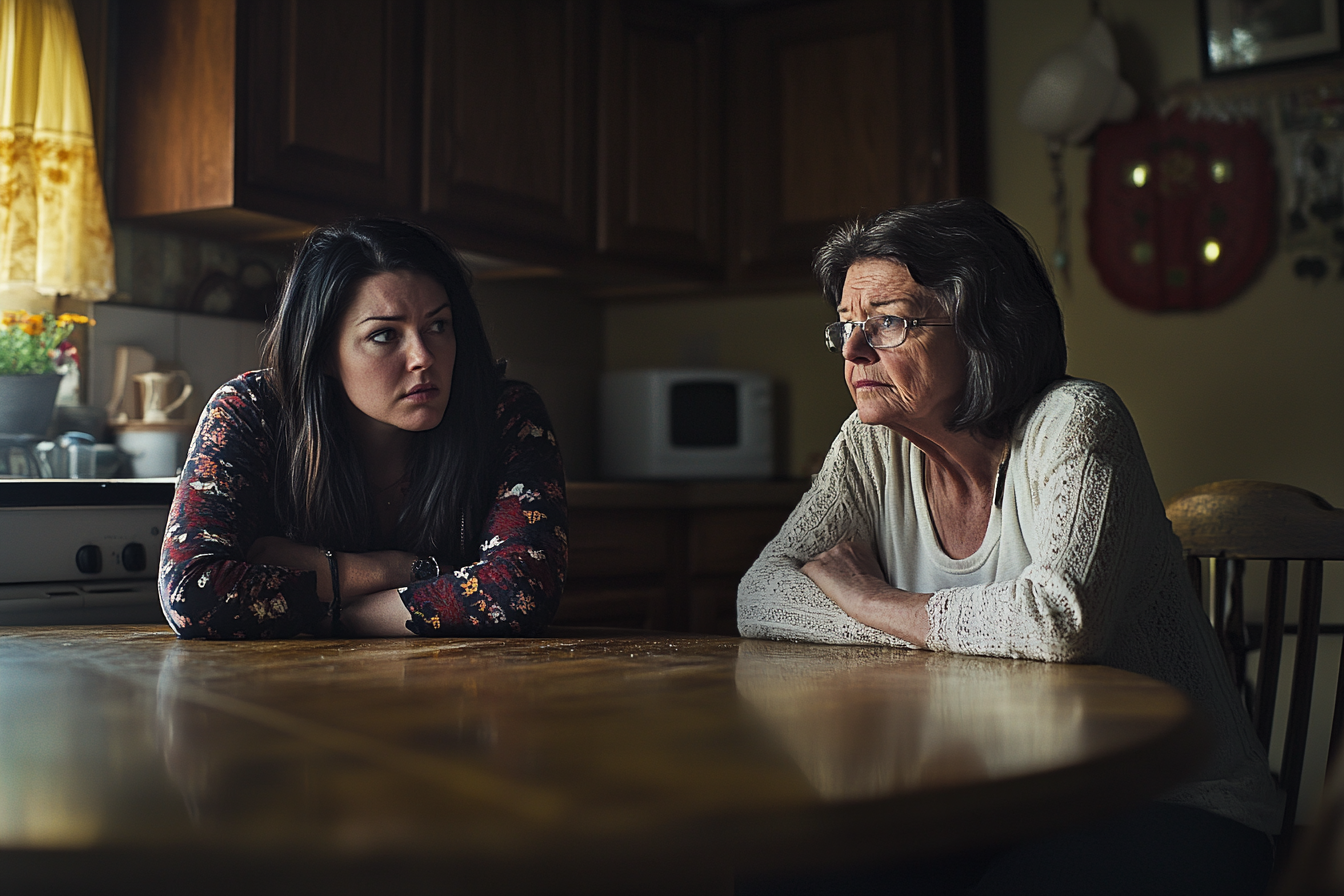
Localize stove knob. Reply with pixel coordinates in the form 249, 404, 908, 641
75, 544, 102, 574
122, 542, 147, 572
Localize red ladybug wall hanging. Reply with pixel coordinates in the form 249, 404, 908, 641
1087, 112, 1275, 311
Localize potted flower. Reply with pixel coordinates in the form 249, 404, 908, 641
0, 311, 94, 436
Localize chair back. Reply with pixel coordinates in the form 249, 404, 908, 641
1166, 480, 1344, 836
1274, 740, 1344, 896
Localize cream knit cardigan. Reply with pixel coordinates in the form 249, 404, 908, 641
738, 378, 1283, 835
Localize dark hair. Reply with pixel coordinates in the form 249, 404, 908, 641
260, 218, 499, 567
813, 198, 1067, 440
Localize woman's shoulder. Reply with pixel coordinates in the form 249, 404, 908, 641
1015, 378, 1140, 453
1018, 378, 1128, 426
495, 379, 551, 421
497, 378, 540, 406
210, 369, 275, 407
197, 370, 279, 436
494, 379, 558, 437
822, 411, 897, 475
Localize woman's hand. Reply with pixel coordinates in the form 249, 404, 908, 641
340, 589, 414, 637
802, 540, 932, 647
801, 540, 888, 595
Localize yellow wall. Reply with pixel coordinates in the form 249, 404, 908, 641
989, 0, 1343, 506
606, 0, 1344, 510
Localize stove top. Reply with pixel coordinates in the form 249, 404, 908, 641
0, 478, 177, 624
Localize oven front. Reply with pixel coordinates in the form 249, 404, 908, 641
0, 480, 176, 625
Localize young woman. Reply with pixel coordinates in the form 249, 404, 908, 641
159, 218, 566, 639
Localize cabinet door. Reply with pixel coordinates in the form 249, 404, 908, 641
422, 1, 595, 248
596, 0, 722, 270
728, 0, 981, 280
241, 0, 417, 213
115, 0, 238, 219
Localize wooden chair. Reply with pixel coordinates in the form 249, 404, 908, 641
1274, 740, 1344, 896
1166, 480, 1344, 836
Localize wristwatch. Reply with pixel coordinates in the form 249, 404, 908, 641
411, 556, 440, 581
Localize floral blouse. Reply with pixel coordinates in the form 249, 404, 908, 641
159, 372, 567, 639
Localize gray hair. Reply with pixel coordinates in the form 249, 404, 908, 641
813, 198, 1067, 439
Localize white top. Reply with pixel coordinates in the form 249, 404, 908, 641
738, 378, 1283, 834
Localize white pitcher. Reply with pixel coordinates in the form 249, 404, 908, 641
134, 371, 193, 423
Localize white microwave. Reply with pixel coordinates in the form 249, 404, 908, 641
599, 369, 773, 480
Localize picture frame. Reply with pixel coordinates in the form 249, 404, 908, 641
1200, 0, 1343, 76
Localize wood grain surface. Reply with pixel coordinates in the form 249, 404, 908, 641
0, 625, 1209, 894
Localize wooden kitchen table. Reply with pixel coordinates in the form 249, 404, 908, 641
0, 626, 1209, 894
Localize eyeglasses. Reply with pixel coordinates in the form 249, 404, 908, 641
824, 315, 953, 352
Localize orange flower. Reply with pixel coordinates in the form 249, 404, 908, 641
18, 315, 43, 336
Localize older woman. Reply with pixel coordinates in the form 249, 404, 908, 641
738, 199, 1279, 894
160, 218, 566, 639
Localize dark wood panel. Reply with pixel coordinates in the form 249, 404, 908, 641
728, 0, 975, 280
111, 0, 983, 287
563, 489, 799, 633
242, 0, 416, 211
552, 581, 662, 628
777, 29, 900, 224
422, 0, 595, 246
596, 0, 722, 267
689, 576, 741, 636
115, 0, 237, 217
566, 508, 670, 577
689, 508, 789, 576
288, 2, 386, 167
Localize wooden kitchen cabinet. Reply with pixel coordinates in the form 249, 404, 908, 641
726, 0, 985, 280
243, 0, 418, 213
595, 0, 722, 271
112, 0, 985, 284
557, 480, 807, 634
421, 0, 597, 250
115, 0, 417, 237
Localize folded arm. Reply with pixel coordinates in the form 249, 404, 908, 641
395, 384, 568, 637
737, 420, 920, 649
160, 376, 329, 640
801, 540, 931, 647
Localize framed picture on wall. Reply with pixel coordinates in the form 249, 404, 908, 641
1201, 0, 1343, 76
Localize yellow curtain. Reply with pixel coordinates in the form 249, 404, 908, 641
0, 0, 114, 302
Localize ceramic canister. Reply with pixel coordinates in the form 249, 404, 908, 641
115, 427, 188, 478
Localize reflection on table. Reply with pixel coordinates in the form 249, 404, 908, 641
0, 626, 1208, 894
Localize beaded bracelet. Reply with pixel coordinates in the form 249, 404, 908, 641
324, 549, 342, 636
